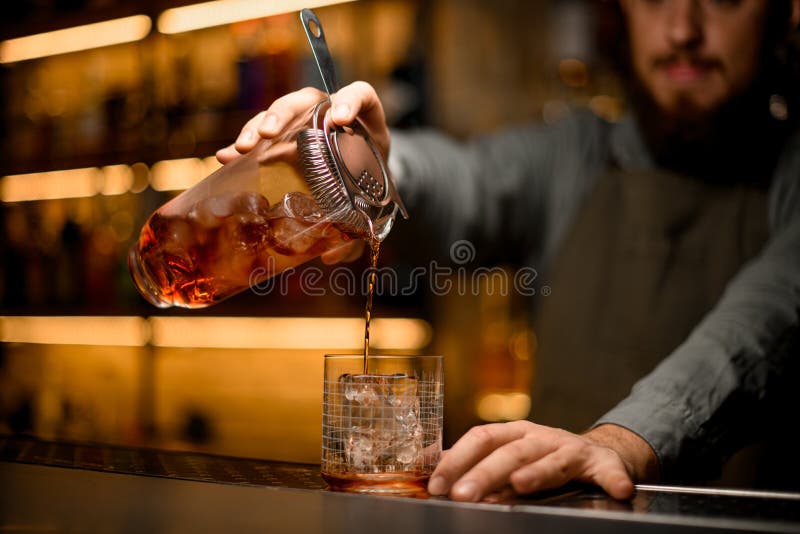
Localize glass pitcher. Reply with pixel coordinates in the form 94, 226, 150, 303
128, 97, 407, 309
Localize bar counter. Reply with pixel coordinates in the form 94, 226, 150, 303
2, 436, 799, 533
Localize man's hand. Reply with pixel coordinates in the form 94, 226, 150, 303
428, 421, 659, 502
216, 81, 390, 164
214, 82, 388, 266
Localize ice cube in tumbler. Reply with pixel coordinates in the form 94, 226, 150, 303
342, 374, 423, 473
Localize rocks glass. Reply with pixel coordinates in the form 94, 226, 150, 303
321, 354, 444, 495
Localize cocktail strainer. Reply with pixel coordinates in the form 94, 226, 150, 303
297, 9, 408, 240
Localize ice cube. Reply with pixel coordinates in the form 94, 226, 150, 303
189, 191, 268, 229
271, 217, 320, 255
149, 214, 195, 256
189, 204, 222, 229
346, 431, 375, 471
396, 441, 418, 465
222, 213, 271, 255
281, 191, 324, 222
265, 200, 287, 220
184, 213, 265, 289
232, 191, 271, 217
305, 221, 341, 242
265, 192, 321, 221
344, 378, 380, 405
265, 192, 335, 255
341, 374, 424, 472
142, 214, 199, 288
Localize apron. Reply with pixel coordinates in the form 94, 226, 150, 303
530, 167, 769, 434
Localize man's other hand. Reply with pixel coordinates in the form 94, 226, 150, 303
427, 421, 659, 502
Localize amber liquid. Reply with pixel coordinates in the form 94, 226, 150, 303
362, 240, 381, 373
130, 191, 362, 308
322, 471, 429, 496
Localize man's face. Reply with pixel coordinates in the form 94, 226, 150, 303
621, 0, 770, 119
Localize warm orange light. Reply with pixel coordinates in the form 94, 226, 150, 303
157, 0, 358, 34
149, 317, 431, 350
1, 168, 101, 202
150, 158, 207, 191
476, 392, 531, 422
0, 316, 432, 350
101, 165, 135, 195
0, 15, 152, 64
0, 316, 149, 346
1, 164, 146, 202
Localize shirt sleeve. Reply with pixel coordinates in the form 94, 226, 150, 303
595, 165, 800, 481
388, 110, 608, 267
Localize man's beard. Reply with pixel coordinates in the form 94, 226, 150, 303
629, 74, 784, 184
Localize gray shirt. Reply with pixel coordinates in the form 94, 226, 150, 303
388, 110, 800, 478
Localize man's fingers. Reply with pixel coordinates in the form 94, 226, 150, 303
508, 445, 586, 495
331, 81, 385, 127
509, 443, 634, 500
257, 87, 328, 137
449, 434, 556, 502
329, 81, 390, 157
233, 111, 268, 153
218, 84, 387, 164
429, 422, 637, 502
581, 450, 635, 500
228, 87, 327, 157
216, 144, 241, 164
428, 421, 530, 498
597, 469, 635, 500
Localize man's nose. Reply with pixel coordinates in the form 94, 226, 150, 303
666, 0, 703, 49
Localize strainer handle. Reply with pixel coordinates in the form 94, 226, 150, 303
300, 9, 339, 96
